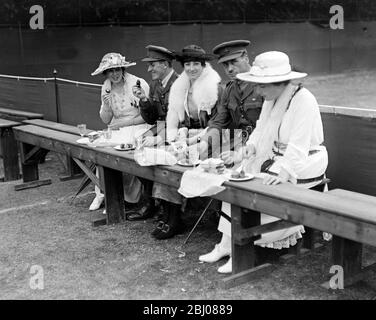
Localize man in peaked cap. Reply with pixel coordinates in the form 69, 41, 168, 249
193, 40, 263, 268
133, 45, 178, 128
198, 40, 263, 159
128, 45, 178, 222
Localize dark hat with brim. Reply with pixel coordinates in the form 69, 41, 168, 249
141, 45, 175, 62
175, 44, 216, 62
212, 40, 251, 64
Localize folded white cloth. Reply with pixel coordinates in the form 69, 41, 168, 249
134, 147, 177, 166
178, 168, 229, 198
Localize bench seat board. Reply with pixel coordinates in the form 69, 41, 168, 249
12, 124, 376, 247
0, 107, 43, 120
0, 119, 21, 128
22, 119, 94, 136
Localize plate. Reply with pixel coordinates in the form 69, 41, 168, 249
114, 144, 135, 151
227, 173, 255, 182
76, 137, 89, 144
177, 159, 201, 167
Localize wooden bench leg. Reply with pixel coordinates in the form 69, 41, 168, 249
59, 156, 84, 181
1, 127, 21, 181
14, 143, 51, 191
321, 236, 367, 288
92, 166, 124, 227
221, 206, 274, 289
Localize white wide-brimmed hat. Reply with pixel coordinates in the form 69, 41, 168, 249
236, 51, 307, 84
91, 52, 136, 76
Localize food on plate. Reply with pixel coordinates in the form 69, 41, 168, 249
231, 170, 246, 179
171, 141, 187, 154
120, 143, 134, 149
88, 131, 101, 143
180, 159, 193, 166
200, 158, 225, 174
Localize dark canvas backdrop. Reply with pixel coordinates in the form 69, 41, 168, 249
1, 22, 375, 82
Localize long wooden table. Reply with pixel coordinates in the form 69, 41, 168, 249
12, 124, 376, 288
22, 119, 95, 181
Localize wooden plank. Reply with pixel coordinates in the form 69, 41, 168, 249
328, 189, 376, 207
59, 155, 83, 181
14, 179, 52, 191
11, 125, 376, 246
23, 120, 88, 180
92, 217, 107, 227
98, 165, 125, 224
319, 104, 376, 119
221, 263, 275, 289
235, 219, 298, 241
231, 206, 259, 273
0, 127, 21, 181
0, 107, 43, 120
332, 236, 363, 281
302, 227, 315, 250
0, 120, 20, 157
22, 119, 94, 136
72, 158, 101, 189
19, 143, 39, 182
0, 119, 21, 128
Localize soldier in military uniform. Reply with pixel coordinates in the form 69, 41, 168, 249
196, 40, 263, 273
198, 40, 263, 159
128, 45, 178, 221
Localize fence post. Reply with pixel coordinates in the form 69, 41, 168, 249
53, 69, 60, 123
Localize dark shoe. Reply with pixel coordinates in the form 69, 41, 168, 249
153, 203, 184, 240
153, 221, 184, 240
126, 200, 155, 221
151, 220, 166, 237
153, 200, 168, 222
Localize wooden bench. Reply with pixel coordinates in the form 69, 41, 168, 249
12, 124, 376, 289
22, 119, 95, 181
0, 119, 21, 181
322, 188, 376, 288
0, 107, 44, 122
0, 107, 44, 158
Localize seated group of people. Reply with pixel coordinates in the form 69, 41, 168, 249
89, 39, 328, 274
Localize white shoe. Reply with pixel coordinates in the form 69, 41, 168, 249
89, 195, 104, 211
199, 244, 230, 263
103, 209, 106, 215
217, 257, 232, 274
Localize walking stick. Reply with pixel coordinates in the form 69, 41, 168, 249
182, 198, 213, 245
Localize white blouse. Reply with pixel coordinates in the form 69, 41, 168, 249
247, 87, 328, 182
99, 73, 150, 123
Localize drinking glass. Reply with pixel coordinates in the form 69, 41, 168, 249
77, 124, 87, 137
103, 127, 112, 140
188, 146, 200, 165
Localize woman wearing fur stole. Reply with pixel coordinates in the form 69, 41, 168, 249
151, 45, 223, 240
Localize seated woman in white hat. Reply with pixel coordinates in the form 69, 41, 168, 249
89, 52, 152, 211
199, 51, 328, 273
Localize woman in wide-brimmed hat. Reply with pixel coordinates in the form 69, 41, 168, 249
88, 52, 152, 212
150, 45, 222, 240
199, 51, 328, 274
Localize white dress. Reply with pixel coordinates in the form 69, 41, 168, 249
219, 87, 328, 249
95, 73, 152, 203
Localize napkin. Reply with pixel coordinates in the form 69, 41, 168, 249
178, 168, 229, 198
134, 147, 177, 166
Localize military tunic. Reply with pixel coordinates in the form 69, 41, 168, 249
203, 79, 263, 153
139, 71, 179, 136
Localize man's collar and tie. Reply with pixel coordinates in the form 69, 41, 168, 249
161, 69, 175, 88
